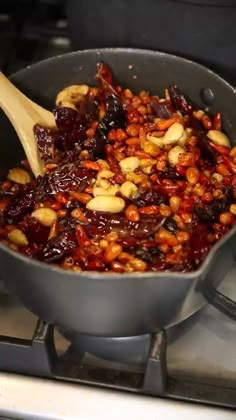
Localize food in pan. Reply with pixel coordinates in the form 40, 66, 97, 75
0, 62, 235, 273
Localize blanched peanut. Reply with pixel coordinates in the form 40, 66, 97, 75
185, 167, 200, 185
163, 122, 184, 145
142, 165, 153, 175
31, 207, 57, 227
86, 196, 125, 213
147, 123, 184, 148
7, 168, 31, 184
168, 145, 185, 166
207, 130, 230, 148
177, 130, 187, 147
120, 181, 138, 199
99, 179, 111, 189
119, 156, 140, 173
146, 133, 163, 148
56, 84, 89, 108
97, 169, 114, 180
8, 229, 28, 246
93, 185, 120, 196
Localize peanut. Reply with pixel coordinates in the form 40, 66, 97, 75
229, 147, 236, 158
31, 207, 57, 227
142, 140, 160, 156
177, 130, 187, 147
56, 84, 89, 108
97, 159, 110, 170
119, 157, 140, 173
163, 122, 184, 145
86, 196, 125, 213
185, 167, 200, 185
105, 232, 119, 242
129, 257, 147, 272
211, 172, 223, 183
93, 185, 120, 196
220, 212, 233, 225
126, 172, 146, 184
7, 168, 31, 184
120, 181, 138, 199
168, 146, 185, 167
207, 130, 230, 148
230, 204, 236, 215
125, 205, 140, 222
97, 169, 114, 180
146, 133, 163, 148
169, 196, 181, 212
8, 229, 28, 246
99, 179, 111, 189
159, 204, 171, 217
104, 242, 122, 262
155, 227, 178, 247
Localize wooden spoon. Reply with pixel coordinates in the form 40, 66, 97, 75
0, 72, 55, 177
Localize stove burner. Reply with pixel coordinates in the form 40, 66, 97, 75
0, 319, 235, 408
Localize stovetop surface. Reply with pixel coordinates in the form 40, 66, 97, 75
0, 260, 235, 396
0, 282, 235, 383
0, 262, 235, 419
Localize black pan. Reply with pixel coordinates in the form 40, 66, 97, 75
0, 49, 236, 337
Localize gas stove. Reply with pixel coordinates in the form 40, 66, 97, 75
0, 260, 235, 419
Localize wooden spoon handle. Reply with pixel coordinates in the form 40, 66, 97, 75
0, 72, 43, 177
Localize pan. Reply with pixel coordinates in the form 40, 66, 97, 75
0, 48, 235, 337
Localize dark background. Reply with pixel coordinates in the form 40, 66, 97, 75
0, 0, 70, 74
0, 0, 236, 85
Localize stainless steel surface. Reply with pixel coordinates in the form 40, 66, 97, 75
0, 373, 234, 420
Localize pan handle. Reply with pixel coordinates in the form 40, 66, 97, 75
203, 285, 236, 321
201, 226, 236, 321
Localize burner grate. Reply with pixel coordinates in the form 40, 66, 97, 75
0, 319, 235, 408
